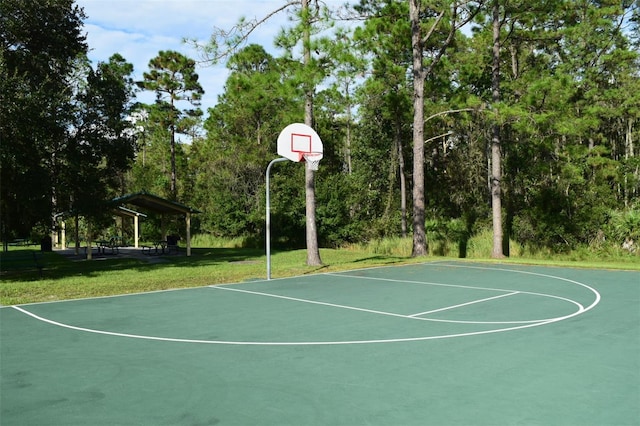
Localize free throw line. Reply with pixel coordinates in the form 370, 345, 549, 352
209, 285, 434, 322
409, 292, 519, 317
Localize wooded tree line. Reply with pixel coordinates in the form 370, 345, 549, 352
2, 0, 639, 256
1, 0, 137, 247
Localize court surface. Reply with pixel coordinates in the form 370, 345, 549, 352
1, 261, 638, 425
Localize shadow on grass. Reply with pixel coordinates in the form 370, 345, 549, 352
349, 255, 410, 264
299, 255, 413, 276
1, 248, 418, 287
1, 247, 265, 283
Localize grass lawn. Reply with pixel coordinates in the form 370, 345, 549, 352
1, 246, 638, 306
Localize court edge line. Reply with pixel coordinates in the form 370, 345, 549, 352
0, 261, 523, 309
0, 285, 213, 308
0, 260, 600, 309
7, 264, 602, 346
10, 304, 560, 346
9, 277, 599, 346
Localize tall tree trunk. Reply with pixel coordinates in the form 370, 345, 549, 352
398, 124, 408, 238
345, 80, 353, 174
86, 221, 93, 260
74, 215, 80, 256
491, 0, 505, 258
625, 118, 635, 208
410, 0, 428, 256
408, 0, 460, 256
303, 0, 322, 266
384, 137, 399, 219
170, 124, 177, 198
170, 96, 177, 199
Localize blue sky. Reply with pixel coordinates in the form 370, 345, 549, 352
76, 0, 306, 114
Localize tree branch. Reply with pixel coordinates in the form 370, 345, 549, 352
189, 0, 300, 65
424, 107, 477, 124
422, 1, 483, 78
421, 10, 446, 46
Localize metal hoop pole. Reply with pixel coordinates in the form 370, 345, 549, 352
266, 157, 289, 280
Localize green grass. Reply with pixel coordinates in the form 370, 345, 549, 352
2, 234, 638, 306
0, 246, 422, 305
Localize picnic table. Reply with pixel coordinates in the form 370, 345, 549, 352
154, 240, 167, 254
142, 241, 167, 255
141, 237, 180, 255
96, 238, 119, 255
7, 239, 38, 247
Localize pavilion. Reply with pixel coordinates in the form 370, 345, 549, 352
112, 191, 201, 256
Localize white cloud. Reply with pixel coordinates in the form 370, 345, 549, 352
76, 0, 354, 116
77, 0, 299, 114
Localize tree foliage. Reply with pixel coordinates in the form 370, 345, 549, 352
2, 0, 639, 259
191, 45, 302, 242
138, 50, 204, 199
63, 54, 137, 222
1, 0, 86, 241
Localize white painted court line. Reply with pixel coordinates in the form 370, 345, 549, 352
210, 284, 580, 325
8, 264, 602, 346
11, 305, 222, 344
209, 285, 432, 322
326, 272, 522, 293
9, 303, 559, 345
420, 262, 602, 301
409, 292, 520, 317
326, 272, 587, 313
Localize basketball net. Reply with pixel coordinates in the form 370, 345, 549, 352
303, 152, 322, 171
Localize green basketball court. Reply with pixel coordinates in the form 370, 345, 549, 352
1, 262, 638, 425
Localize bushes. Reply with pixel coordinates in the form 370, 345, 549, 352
604, 207, 640, 254
348, 211, 640, 259
509, 205, 640, 257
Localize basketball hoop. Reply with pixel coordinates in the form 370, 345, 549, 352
302, 152, 322, 171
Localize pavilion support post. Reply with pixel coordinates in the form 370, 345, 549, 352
61, 220, 66, 249
134, 215, 139, 248
161, 215, 167, 241
52, 225, 58, 248
116, 216, 122, 244
74, 215, 80, 255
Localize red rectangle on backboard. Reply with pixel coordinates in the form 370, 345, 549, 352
291, 133, 312, 153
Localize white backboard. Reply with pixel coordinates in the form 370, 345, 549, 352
277, 123, 323, 162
